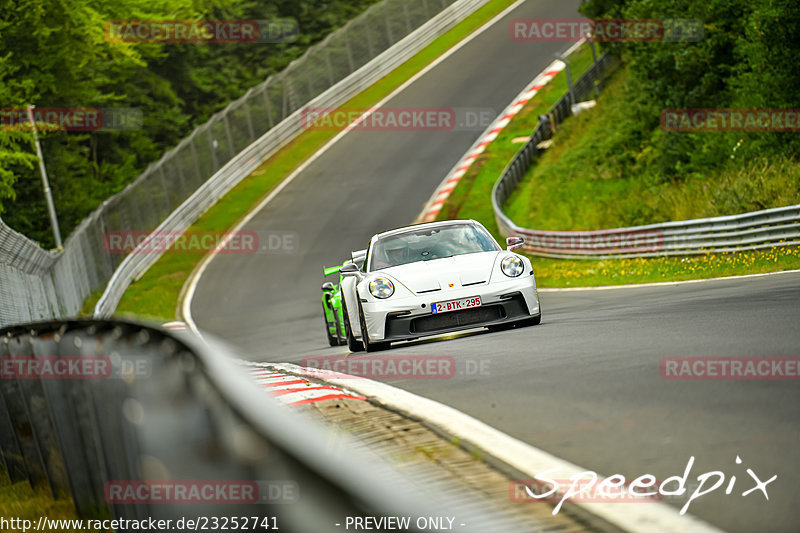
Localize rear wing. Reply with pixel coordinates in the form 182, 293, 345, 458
323, 265, 342, 276
324, 249, 366, 276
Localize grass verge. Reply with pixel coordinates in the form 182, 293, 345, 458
104, 0, 521, 322
0, 465, 94, 532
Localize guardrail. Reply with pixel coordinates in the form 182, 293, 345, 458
492, 54, 800, 258
0, 0, 494, 328
0, 319, 522, 532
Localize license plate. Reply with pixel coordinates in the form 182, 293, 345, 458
431, 296, 482, 314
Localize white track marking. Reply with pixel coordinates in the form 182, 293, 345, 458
538, 268, 800, 292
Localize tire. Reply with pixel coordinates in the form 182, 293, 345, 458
331, 302, 346, 346
517, 312, 542, 327
358, 299, 389, 352
341, 297, 364, 353
323, 302, 339, 347
487, 322, 513, 333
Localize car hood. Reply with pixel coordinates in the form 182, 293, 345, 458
375, 251, 500, 294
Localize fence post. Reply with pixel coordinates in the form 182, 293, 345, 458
344, 26, 356, 72
556, 54, 575, 106
242, 98, 256, 142
189, 133, 203, 185
384, 4, 395, 44
365, 19, 375, 58
325, 48, 335, 86
261, 82, 274, 129
208, 126, 220, 171
223, 114, 236, 160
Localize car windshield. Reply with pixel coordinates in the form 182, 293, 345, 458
369, 224, 499, 271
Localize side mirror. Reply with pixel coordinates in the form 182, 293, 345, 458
321, 282, 335, 291
339, 262, 360, 275
506, 236, 524, 251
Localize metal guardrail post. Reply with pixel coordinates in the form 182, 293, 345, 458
19, 344, 72, 498
0, 380, 28, 483
38, 327, 107, 517
0, 333, 50, 492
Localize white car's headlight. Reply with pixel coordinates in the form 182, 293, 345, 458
501, 255, 524, 277
369, 277, 395, 298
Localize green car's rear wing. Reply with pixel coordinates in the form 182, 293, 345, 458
324, 249, 367, 276
323, 265, 342, 276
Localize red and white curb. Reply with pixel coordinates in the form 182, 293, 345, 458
245, 364, 366, 406
416, 40, 585, 223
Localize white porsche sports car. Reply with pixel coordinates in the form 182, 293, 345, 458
339, 219, 541, 352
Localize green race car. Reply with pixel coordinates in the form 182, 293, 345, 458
321, 250, 366, 346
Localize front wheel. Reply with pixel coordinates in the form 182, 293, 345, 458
358, 299, 389, 352
342, 298, 364, 353
517, 312, 542, 327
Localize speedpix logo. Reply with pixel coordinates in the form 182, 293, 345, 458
520, 229, 663, 254
513, 456, 776, 515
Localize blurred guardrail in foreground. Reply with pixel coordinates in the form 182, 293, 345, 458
0, 319, 522, 532
0, 0, 494, 328
492, 54, 800, 259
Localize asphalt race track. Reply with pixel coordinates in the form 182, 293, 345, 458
190, 1, 800, 531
